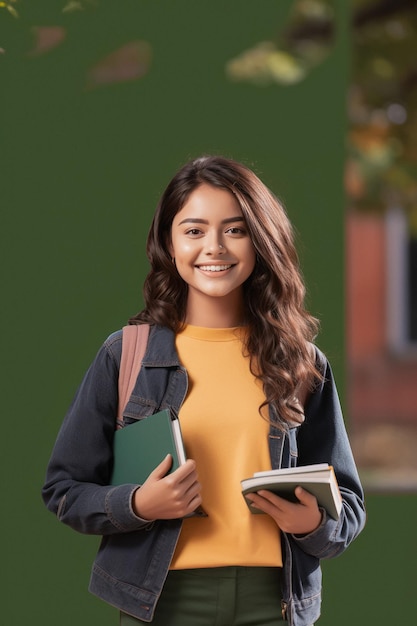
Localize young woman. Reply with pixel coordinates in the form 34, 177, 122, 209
42, 155, 365, 626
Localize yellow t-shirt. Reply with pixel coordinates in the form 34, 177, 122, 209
170, 325, 282, 569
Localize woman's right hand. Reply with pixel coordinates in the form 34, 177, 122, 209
132, 455, 202, 520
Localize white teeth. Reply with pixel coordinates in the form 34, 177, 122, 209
198, 265, 232, 272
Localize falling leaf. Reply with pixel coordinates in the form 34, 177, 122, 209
85, 40, 152, 90
62, 1, 85, 12
62, 0, 98, 13
28, 26, 66, 57
0, 0, 19, 18
226, 42, 306, 86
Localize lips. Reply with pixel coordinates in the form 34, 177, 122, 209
197, 264, 233, 272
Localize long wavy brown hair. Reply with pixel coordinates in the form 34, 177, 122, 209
130, 155, 322, 427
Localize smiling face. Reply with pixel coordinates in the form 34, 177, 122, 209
169, 183, 256, 327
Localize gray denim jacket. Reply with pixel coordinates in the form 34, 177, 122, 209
42, 325, 365, 626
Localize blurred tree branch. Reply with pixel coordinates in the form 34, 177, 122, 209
226, 0, 417, 216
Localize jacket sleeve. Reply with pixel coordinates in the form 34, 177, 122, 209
291, 348, 366, 559
42, 332, 151, 535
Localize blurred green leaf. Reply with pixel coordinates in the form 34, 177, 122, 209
0, 0, 19, 19
226, 0, 335, 86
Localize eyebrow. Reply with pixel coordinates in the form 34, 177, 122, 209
177, 216, 245, 226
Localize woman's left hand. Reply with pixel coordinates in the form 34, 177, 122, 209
246, 487, 323, 535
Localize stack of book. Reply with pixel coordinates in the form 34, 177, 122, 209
241, 463, 342, 520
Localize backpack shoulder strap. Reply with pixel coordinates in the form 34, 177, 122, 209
116, 324, 150, 429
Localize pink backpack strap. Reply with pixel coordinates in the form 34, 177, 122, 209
116, 324, 150, 429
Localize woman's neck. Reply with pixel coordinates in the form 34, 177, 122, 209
185, 292, 245, 328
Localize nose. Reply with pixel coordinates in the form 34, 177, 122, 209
205, 232, 226, 255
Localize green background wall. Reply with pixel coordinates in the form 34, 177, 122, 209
2, 1, 415, 624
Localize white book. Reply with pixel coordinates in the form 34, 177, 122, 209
241, 463, 342, 520
253, 463, 330, 478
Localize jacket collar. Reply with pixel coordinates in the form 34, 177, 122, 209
142, 325, 182, 368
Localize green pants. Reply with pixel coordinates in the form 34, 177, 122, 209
120, 566, 284, 626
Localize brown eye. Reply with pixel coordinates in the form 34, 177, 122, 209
185, 228, 203, 236
226, 227, 246, 235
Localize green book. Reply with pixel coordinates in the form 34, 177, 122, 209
111, 408, 186, 486
111, 408, 207, 518
241, 463, 342, 520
